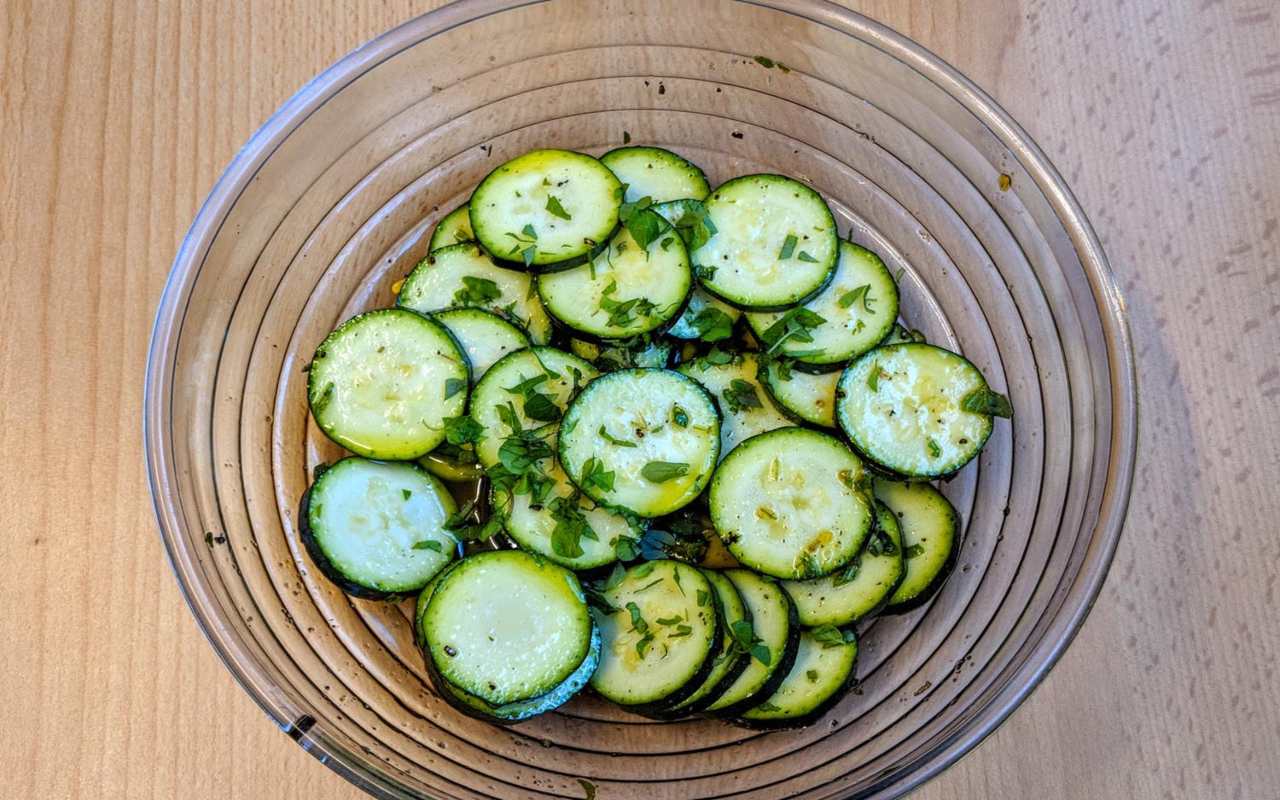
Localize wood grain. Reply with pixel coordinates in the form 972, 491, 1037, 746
2, 1, 1277, 798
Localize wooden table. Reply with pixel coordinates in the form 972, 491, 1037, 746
3, 1, 1277, 797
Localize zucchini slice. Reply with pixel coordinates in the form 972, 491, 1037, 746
875, 479, 960, 612
589, 560, 720, 711
837, 342, 1006, 477
759, 359, 840, 428
746, 241, 899, 368
569, 336, 675, 371
782, 500, 906, 626
882, 322, 926, 345
709, 427, 873, 580
423, 550, 593, 705
469, 346, 598, 469
676, 351, 791, 459
536, 211, 691, 339
470, 149, 622, 268
559, 369, 720, 518
428, 202, 474, 251
302, 457, 458, 598
600, 146, 711, 203
307, 309, 468, 460
694, 175, 838, 310
664, 288, 742, 341
738, 626, 857, 728
703, 569, 799, 716
433, 625, 601, 724
432, 307, 530, 382
492, 459, 642, 570
658, 569, 753, 717
397, 242, 554, 344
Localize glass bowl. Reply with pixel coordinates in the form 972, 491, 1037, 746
144, 1, 1137, 798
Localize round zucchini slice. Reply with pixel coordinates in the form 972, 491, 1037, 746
492, 460, 642, 570
782, 500, 906, 626
302, 457, 458, 598
588, 560, 720, 711
469, 346, 599, 469
709, 427, 873, 580
428, 202, 474, 251
536, 210, 691, 340
676, 351, 791, 460
600, 146, 711, 203
423, 550, 593, 705
738, 626, 858, 728
694, 174, 838, 310
746, 240, 899, 367
396, 242, 554, 344
470, 149, 622, 268
558, 369, 720, 518
432, 307, 530, 382
875, 479, 960, 611
837, 342, 1007, 477
307, 309, 468, 460
759, 359, 840, 428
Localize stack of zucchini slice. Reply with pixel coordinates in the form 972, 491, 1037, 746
300, 145, 1011, 727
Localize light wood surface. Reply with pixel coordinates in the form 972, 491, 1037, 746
2, 1, 1278, 797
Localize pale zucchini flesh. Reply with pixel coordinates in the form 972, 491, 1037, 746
307, 309, 468, 460
559, 369, 720, 517
709, 427, 873, 580
470, 149, 621, 267
396, 242, 554, 343
424, 550, 592, 705
432, 307, 530, 382
746, 240, 899, 366
676, 352, 791, 459
760, 360, 840, 428
601, 146, 711, 203
838, 343, 995, 477
694, 175, 838, 310
428, 202, 474, 251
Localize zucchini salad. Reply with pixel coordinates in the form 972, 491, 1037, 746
302, 146, 1012, 728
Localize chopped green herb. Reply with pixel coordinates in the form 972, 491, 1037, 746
672, 405, 689, 427
617, 195, 666, 251
602, 563, 627, 591
703, 346, 734, 366
443, 377, 466, 401
756, 701, 782, 712
668, 624, 694, 638
401, 489, 413, 501
760, 307, 827, 354
441, 415, 484, 446
634, 578, 665, 593
635, 632, 655, 658
580, 456, 616, 493
622, 131, 631, 144
625, 601, 648, 633
796, 250, 819, 263
689, 306, 735, 342
927, 438, 942, 458
599, 279, 658, 328
598, 425, 637, 448
811, 624, 855, 648
778, 233, 798, 260
905, 543, 926, 559
729, 619, 771, 665
660, 236, 674, 251
837, 284, 874, 312
631, 561, 657, 579
521, 223, 538, 239
655, 615, 684, 626
669, 200, 718, 252
696, 588, 709, 607
451, 275, 502, 306
522, 391, 560, 422
832, 558, 861, 586
613, 536, 640, 561
412, 540, 443, 552
866, 530, 897, 557
867, 363, 884, 392
545, 194, 572, 221
960, 387, 1014, 417
641, 461, 690, 483
722, 378, 763, 413
578, 778, 598, 800
806, 669, 819, 682
753, 55, 776, 68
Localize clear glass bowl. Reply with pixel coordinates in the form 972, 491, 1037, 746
144, 2, 1137, 798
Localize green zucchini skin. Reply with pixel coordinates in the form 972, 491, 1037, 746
733, 629, 859, 730
876, 480, 961, 613
702, 571, 801, 718
428, 202, 475, 252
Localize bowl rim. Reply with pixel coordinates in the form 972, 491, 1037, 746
144, 1, 1137, 797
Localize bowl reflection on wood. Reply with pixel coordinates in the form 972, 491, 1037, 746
144, 1, 1136, 798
